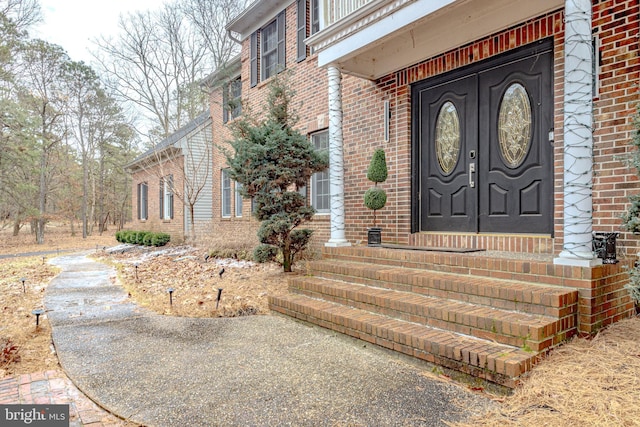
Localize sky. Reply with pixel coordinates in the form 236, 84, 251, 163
33, 0, 163, 63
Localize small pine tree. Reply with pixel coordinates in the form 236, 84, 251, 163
224, 74, 329, 272
364, 148, 388, 226
622, 106, 640, 310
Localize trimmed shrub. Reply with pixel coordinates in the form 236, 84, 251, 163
364, 148, 388, 226
364, 187, 387, 211
135, 231, 150, 245
142, 233, 154, 246
150, 233, 171, 247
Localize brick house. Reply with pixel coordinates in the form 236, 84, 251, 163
209, 0, 638, 386
127, 112, 213, 243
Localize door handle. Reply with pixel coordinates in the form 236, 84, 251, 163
469, 162, 475, 188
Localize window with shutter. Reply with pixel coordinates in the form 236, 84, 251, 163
260, 11, 286, 82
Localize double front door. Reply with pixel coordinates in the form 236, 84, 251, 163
413, 41, 553, 234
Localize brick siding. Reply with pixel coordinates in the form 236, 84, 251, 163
130, 157, 186, 243
208, 0, 639, 257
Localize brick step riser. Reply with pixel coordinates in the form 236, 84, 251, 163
299, 267, 577, 314
269, 296, 537, 388
289, 282, 576, 352
320, 253, 564, 287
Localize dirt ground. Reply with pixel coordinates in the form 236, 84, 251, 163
1, 226, 640, 426
95, 244, 290, 318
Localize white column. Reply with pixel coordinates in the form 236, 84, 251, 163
554, 0, 600, 266
326, 66, 350, 247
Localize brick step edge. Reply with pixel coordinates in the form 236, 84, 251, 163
269, 293, 541, 388
306, 260, 578, 314
318, 251, 572, 288
289, 276, 575, 352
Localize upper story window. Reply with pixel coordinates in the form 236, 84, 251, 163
297, 0, 320, 61
311, 0, 320, 35
251, 11, 285, 87
223, 77, 242, 123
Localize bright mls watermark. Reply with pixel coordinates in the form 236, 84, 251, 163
1, 405, 69, 426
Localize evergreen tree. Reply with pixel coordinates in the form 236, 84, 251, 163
224, 74, 328, 272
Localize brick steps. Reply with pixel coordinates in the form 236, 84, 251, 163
307, 260, 577, 317
269, 247, 581, 387
288, 276, 564, 351
269, 293, 537, 388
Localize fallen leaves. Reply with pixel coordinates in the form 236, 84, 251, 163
96, 245, 291, 318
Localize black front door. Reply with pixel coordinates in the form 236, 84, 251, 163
412, 40, 553, 234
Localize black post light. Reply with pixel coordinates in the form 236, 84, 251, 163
134, 263, 139, 280
32, 309, 44, 327
216, 288, 223, 309
20, 277, 26, 293
167, 287, 174, 306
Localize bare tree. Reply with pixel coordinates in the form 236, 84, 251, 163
0, 0, 40, 33
93, 3, 210, 139
179, 0, 247, 69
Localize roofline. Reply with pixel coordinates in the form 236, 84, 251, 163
126, 112, 212, 170
227, 0, 293, 41
200, 55, 242, 89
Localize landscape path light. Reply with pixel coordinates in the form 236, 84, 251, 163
32, 309, 44, 327
216, 288, 223, 309
134, 262, 140, 280
20, 277, 26, 293
167, 287, 174, 306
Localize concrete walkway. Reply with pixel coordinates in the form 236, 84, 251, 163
43, 253, 494, 426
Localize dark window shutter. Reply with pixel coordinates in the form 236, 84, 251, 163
159, 178, 164, 219
222, 85, 229, 123
297, 0, 307, 62
169, 175, 174, 219
277, 11, 286, 71
137, 184, 141, 219
250, 31, 258, 87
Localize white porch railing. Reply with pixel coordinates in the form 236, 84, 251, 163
323, 0, 375, 27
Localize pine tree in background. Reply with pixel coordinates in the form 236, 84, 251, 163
622, 106, 640, 310
224, 74, 329, 272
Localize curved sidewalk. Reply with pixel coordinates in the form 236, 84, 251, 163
45, 254, 494, 426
